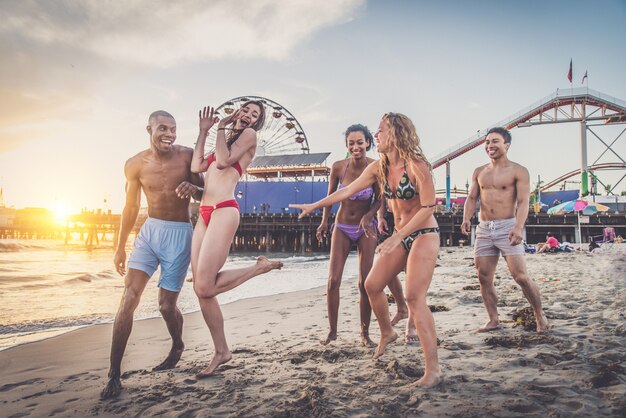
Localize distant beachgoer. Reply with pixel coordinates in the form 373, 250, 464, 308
292, 112, 442, 388
537, 232, 560, 253
461, 127, 549, 334
316, 124, 415, 347
191, 104, 282, 378
588, 240, 602, 253
102, 110, 204, 399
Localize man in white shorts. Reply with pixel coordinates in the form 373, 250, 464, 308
101, 110, 204, 399
461, 127, 549, 334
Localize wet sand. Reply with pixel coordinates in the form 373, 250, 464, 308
1, 246, 625, 417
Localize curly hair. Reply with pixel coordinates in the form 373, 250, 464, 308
227, 100, 266, 148
376, 112, 432, 198
344, 124, 373, 151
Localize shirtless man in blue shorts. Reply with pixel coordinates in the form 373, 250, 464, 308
101, 110, 204, 399
461, 127, 549, 334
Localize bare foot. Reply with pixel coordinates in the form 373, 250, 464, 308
535, 312, 550, 333
477, 320, 501, 333
257, 256, 283, 273
412, 371, 442, 389
405, 318, 418, 345
360, 332, 376, 348
100, 377, 122, 399
196, 352, 232, 378
153, 343, 184, 371
320, 331, 337, 346
390, 308, 408, 326
373, 331, 398, 359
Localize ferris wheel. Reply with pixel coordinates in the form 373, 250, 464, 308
204, 96, 309, 156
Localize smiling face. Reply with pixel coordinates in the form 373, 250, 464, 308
345, 130, 370, 160
484, 131, 510, 160
375, 119, 392, 154
147, 115, 177, 154
235, 103, 263, 131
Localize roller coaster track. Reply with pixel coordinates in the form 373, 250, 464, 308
431, 87, 626, 169
540, 163, 626, 191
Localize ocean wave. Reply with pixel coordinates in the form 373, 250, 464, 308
0, 242, 46, 252
64, 270, 116, 284
0, 314, 112, 335
281, 255, 330, 263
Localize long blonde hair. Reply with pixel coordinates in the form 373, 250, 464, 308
376, 112, 432, 197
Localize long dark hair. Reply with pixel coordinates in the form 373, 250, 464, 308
227, 100, 266, 148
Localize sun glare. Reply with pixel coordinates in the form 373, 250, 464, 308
53, 203, 70, 225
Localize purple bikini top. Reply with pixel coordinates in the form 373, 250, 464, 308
338, 160, 374, 201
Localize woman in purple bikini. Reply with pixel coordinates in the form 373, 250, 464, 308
317, 124, 410, 347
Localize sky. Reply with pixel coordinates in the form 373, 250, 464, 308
1, 0, 625, 214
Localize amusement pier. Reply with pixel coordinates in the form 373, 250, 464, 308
1, 90, 625, 251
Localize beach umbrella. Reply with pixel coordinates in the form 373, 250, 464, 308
547, 199, 588, 214
582, 202, 610, 215
547, 199, 589, 247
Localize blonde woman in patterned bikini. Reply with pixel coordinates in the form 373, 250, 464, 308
291, 113, 441, 388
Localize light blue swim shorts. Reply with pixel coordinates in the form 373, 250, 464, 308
127, 217, 193, 292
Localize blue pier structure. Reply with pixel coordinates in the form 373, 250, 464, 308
235, 152, 336, 214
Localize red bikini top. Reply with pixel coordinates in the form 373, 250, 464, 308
206, 152, 243, 177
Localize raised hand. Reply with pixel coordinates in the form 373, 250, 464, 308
219, 109, 241, 128
199, 106, 219, 132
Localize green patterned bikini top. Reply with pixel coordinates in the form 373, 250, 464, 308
383, 165, 418, 200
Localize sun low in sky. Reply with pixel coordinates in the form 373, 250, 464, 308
1, 0, 625, 213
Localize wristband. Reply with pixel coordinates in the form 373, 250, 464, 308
217, 127, 226, 131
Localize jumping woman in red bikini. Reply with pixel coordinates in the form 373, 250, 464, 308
191, 103, 282, 377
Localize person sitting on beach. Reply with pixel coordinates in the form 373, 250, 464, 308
291, 112, 442, 388
316, 124, 416, 347
191, 104, 283, 378
537, 232, 560, 254
461, 127, 549, 334
588, 240, 602, 253
102, 110, 204, 399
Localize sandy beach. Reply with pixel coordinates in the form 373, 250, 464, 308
1, 245, 625, 417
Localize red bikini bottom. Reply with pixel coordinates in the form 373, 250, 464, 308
199, 200, 240, 225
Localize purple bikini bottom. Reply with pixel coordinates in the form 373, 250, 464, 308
331, 220, 377, 244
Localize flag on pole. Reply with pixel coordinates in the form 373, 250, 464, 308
581, 70, 588, 84
567, 59, 573, 83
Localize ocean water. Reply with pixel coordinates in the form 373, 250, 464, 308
0, 240, 356, 351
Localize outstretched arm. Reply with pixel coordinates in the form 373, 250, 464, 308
114, 159, 142, 276
461, 167, 482, 236
290, 162, 379, 217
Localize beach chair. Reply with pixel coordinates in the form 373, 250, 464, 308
590, 227, 615, 251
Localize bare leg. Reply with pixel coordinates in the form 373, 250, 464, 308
388, 276, 409, 326
505, 255, 550, 333
101, 269, 149, 399
357, 233, 378, 348
153, 288, 184, 371
196, 297, 232, 378
321, 226, 351, 345
364, 247, 407, 359
193, 209, 281, 377
405, 311, 419, 344
475, 256, 501, 332
405, 233, 441, 388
